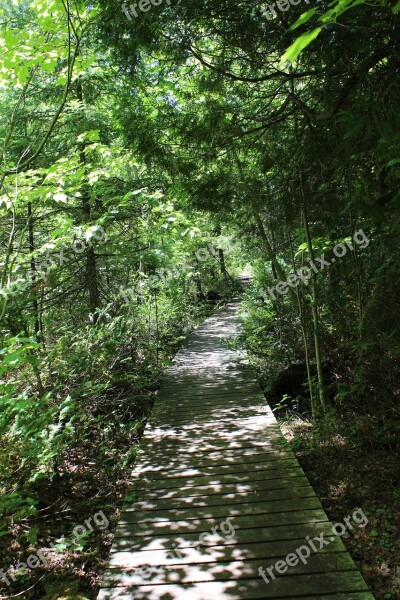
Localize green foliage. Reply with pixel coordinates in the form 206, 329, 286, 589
282, 28, 322, 63
285, 0, 389, 61
0, 0, 399, 595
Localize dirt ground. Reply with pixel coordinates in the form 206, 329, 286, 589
282, 419, 400, 600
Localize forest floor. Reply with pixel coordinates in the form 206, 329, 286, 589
282, 418, 400, 600
0, 379, 149, 599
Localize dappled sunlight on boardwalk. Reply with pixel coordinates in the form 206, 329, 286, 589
98, 301, 374, 600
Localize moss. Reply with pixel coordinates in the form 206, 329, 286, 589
44, 576, 90, 599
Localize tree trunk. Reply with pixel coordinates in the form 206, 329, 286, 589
27, 202, 41, 338
77, 80, 100, 320
301, 202, 326, 414
214, 225, 230, 277
290, 74, 325, 415
252, 208, 298, 306
290, 238, 316, 417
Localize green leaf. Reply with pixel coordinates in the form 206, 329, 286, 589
319, 0, 373, 23
289, 8, 318, 31
55, 75, 68, 86
387, 158, 400, 167
123, 495, 137, 502
27, 527, 40, 543
77, 130, 100, 142
370, 529, 379, 537
393, 1, 400, 14
0, 530, 12, 537
54, 536, 70, 551
282, 28, 322, 63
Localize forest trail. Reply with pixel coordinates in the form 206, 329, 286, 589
98, 300, 374, 600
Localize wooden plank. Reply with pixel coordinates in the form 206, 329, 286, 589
145, 413, 280, 432
153, 397, 265, 409
152, 404, 270, 415
151, 405, 269, 423
109, 521, 339, 551
102, 552, 357, 587
117, 509, 330, 534
123, 497, 323, 523
137, 444, 292, 462
135, 457, 297, 478
99, 590, 374, 600
107, 538, 346, 568
134, 456, 300, 481
136, 447, 293, 471
139, 439, 288, 456
135, 466, 306, 491
143, 422, 285, 439
156, 387, 262, 395
132, 475, 318, 502
142, 428, 286, 447
139, 437, 289, 454
158, 385, 261, 393
132, 485, 316, 512
131, 462, 301, 487
98, 573, 373, 599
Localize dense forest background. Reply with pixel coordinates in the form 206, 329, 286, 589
0, 0, 399, 598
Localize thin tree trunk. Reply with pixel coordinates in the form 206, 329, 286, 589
25, 203, 45, 396
218, 248, 228, 277
253, 198, 323, 416
237, 150, 318, 414
27, 202, 40, 338
290, 238, 316, 417
289, 73, 325, 415
252, 208, 298, 305
77, 80, 100, 320
214, 225, 230, 278
301, 202, 326, 413
0, 202, 17, 323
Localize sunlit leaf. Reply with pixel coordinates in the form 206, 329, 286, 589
282, 28, 322, 63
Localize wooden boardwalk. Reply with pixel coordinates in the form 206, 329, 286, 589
98, 300, 374, 600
